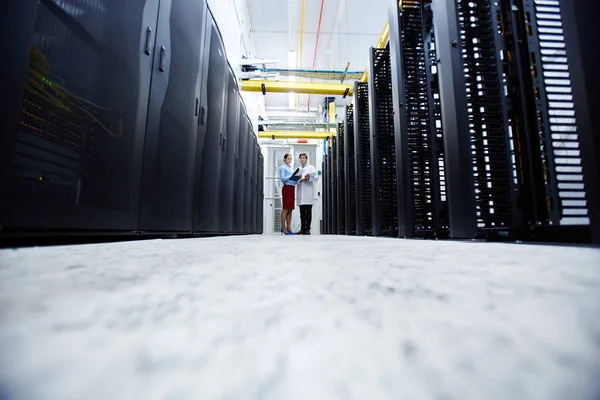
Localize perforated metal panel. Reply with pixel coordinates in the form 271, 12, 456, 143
389, 1, 448, 238
336, 123, 346, 234
344, 105, 356, 235
528, 0, 589, 226
354, 82, 372, 236
369, 45, 398, 237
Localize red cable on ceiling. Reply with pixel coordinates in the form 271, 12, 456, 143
307, 0, 325, 110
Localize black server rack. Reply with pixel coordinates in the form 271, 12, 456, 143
242, 119, 253, 234
388, 0, 448, 239
233, 102, 248, 234
250, 138, 259, 234
336, 124, 346, 234
344, 105, 357, 235
218, 66, 240, 234
243, 122, 254, 234
322, 157, 328, 234
561, 0, 600, 245
354, 81, 372, 236
432, 0, 519, 239
428, 0, 596, 243
514, 0, 595, 242
257, 153, 264, 234
139, 0, 208, 233
330, 137, 338, 234
193, 14, 227, 235
1, 0, 158, 234
368, 44, 398, 237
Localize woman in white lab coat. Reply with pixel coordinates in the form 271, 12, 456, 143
296, 153, 319, 234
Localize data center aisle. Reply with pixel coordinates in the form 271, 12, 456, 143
1, 236, 599, 400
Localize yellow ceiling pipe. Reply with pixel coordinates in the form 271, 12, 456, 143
359, 22, 390, 83
258, 131, 334, 140
241, 80, 353, 96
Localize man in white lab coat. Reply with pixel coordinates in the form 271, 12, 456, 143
296, 153, 319, 235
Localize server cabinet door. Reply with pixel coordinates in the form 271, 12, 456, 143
258, 153, 264, 234
218, 69, 240, 234
251, 139, 259, 234
193, 15, 227, 234
243, 121, 254, 234
233, 105, 248, 234
0, 0, 157, 234
139, 0, 207, 233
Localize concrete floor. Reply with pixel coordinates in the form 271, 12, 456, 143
0, 235, 599, 400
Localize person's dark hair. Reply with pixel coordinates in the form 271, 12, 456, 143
283, 153, 291, 161
299, 153, 308, 159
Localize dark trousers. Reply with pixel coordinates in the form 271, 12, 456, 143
300, 205, 313, 233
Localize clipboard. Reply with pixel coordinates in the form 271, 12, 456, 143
285, 168, 300, 183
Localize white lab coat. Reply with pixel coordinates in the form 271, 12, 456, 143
296, 164, 319, 206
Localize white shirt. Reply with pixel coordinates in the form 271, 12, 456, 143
296, 164, 319, 206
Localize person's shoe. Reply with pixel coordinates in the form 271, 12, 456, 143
285, 230, 295, 235
280, 229, 286, 235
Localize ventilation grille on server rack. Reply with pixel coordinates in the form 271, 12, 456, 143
458, 0, 514, 230
337, 122, 346, 234
356, 82, 372, 235
346, 105, 356, 235
401, 3, 438, 234
331, 137, 338, 234
425, 10, 448, 236
530, 0, 589, 225
373, 45, 397, 237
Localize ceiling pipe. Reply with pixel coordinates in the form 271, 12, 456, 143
241, 80, 354, 96
258, 131, 334, 140
307, 0, 326, 111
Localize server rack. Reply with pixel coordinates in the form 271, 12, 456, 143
218, 66, 240, 234
354, 81, 372, 236
561, 0, 600, 244
431, 0, 520, 239
368, 44, 398, 237
516, 0, 594, 242
322, 156, 328, 234
429, 0, 595, 243
233, 102, 248, 234
336, 124, 346, 234
193, 14, 227, 234
330, 137, 338, 234
249, 135, 258, 234
1, 0, 160, 234
344, 105, 357, 235
139, 0, 208, 233
243, 122, 253, 234
388, 0, 448, 238
257, 153, 264, 234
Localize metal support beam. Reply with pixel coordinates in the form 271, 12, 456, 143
431, 0, 477, 239
561, 0, 600, 245
258, 131, 332, 139
242, 80, 353, 96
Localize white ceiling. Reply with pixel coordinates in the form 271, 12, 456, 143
247, 0, 390, 111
